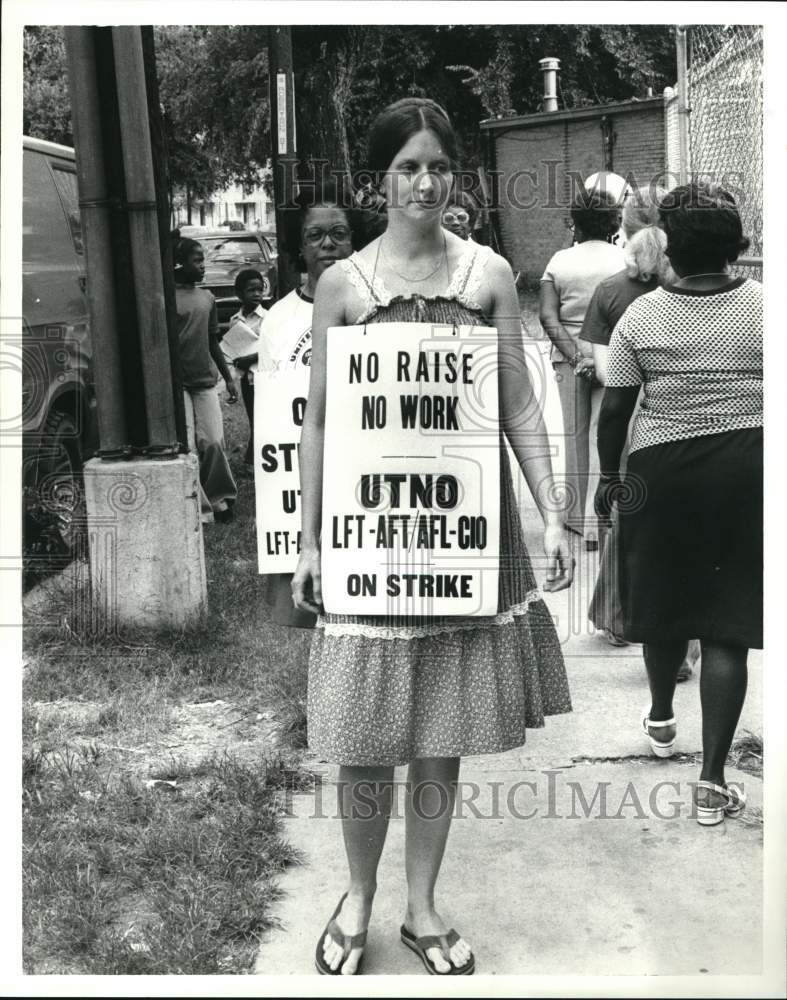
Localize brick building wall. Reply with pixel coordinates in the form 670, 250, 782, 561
482, 98, 666, 282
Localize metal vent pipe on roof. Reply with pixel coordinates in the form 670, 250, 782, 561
539, 57, 560, 113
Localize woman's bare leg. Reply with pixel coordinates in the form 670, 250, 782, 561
322, 764, 394, 974
403, 756, 472, 972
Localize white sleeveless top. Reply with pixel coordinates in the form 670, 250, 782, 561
337, 240, 496, 324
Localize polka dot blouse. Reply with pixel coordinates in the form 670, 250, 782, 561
606, 277, 763, 454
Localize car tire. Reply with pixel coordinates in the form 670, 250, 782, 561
25, 409, 88, 577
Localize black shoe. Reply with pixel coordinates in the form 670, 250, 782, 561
214, 506, 235, 524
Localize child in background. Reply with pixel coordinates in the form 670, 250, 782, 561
173, 237, 238, 524
229, 268, 267, 467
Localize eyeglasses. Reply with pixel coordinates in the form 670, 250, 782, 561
302, 225, 352, 246
442, 211, 470, 225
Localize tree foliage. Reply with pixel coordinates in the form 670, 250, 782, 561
22, 25, 271, 200
23, 24, 675, 193
154, 26, 271, 198
24, 26, 73, 145
293, 24, 675, 174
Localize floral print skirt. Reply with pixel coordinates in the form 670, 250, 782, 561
307, 448, 571, 766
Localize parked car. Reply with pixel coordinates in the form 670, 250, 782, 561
22, 136, 97, 570
196, 229, 278, 333
259, 229, 278, 258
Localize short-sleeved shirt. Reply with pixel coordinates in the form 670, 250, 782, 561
606, 277, 762, 454
254, 287, 314, 374
175, 284, 219, 389
540, 240, 625, 361
228, 303, 267, 385
581, 269, 659, 346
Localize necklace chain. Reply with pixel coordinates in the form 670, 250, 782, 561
381, 234, 447, 283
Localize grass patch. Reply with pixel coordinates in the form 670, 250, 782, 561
23, 392, 313, 973
23, 749, 306, 974
729, 730, 763, 777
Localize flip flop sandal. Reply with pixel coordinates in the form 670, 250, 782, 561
400, 924, 475, 975
641, 708, 676, 758
694, 780, 747, 826
314, 893, 367, 975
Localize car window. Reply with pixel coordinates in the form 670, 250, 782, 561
23, 150, 81, 267
51, 165, 84, 255
203, 237, 267, 263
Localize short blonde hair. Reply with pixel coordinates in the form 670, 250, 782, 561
624, 226, 673, 283
621, 185, 666, 238
622, 186, 671, 282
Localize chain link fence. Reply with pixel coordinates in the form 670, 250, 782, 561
688, 24, 763, 280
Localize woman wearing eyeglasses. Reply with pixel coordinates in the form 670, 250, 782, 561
246, 180, 359, 627
441, 190, 478, 242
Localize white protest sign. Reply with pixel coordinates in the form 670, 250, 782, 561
322, 322, 500, 617
254, 303, 312, 573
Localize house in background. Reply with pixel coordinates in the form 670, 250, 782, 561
172, 176, 275, 231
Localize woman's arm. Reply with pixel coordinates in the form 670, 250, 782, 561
597, 387, 639, 477
538, 280, 580, 362
291, 264, 348, 614
582, 283, 613, 384
594, 386, 639, 520
492, 256, 573, 592
591, 344, 609, 384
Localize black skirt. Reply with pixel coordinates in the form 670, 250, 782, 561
617, 427, 762, 648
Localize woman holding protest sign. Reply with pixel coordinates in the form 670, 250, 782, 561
244, 181, 358, 627
292, 97, 574, 977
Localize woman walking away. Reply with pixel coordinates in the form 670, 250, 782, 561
292, 97, 574, 975
583, 186, 699, 674
539, 189, 623, 546
595, 182, 762, 826
173, 237, 238, 524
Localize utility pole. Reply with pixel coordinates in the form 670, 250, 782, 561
267, 26, 300, 298
64, 26, 207, 631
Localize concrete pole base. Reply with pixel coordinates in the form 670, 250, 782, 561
83, 454, 207, 630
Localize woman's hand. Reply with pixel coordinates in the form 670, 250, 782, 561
542, 521, 575, 592
224, 376, 239, 404
593, 474, 621, 523
291, 547, 323, 615
573, 355, 596, 381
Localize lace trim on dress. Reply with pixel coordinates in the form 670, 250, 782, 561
344, 242, 492, 324
338, 257, 387, 323
316, 589, 544, 640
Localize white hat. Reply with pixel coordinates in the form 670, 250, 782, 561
584, 171, 630, 204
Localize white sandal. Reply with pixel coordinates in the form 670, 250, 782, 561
693, 781, 747, 827
641, 708, 676, 758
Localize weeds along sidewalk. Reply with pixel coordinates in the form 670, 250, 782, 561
22, 395, 313, 974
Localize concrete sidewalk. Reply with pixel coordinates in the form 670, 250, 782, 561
254, 564, 763, 977
254, 347, 764, 978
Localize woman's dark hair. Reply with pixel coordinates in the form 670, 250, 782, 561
172, 235, 202, 266
445, 189, 478, 227
570, 189, 621, 242
281, 175, 360, 271
659, 182, 750, 273
234, 268, 264, 297
367, 97, 459, 177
